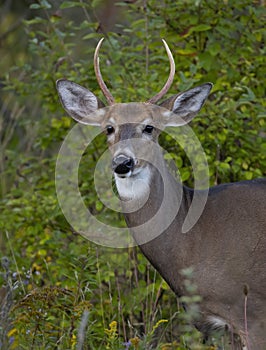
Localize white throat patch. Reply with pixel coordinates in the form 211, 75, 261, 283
114, 166, 152, 202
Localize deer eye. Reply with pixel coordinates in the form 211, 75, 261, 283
143, 125, 154, 134
106, 125, 115, 135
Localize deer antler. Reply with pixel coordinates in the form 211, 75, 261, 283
94, 38, 175, 105
94, 38, 115, 105
147, 39, 175, 104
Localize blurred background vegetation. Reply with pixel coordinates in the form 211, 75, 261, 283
0, 0, 265, 349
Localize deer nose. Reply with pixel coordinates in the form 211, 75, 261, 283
112, 155, 134, 175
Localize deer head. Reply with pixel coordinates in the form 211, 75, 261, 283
56, 39, 212, 200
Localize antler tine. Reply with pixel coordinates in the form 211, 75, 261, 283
147, 39, 175, 104
94, 38, 115, 105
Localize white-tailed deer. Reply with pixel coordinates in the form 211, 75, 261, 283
56, 39, 266, 349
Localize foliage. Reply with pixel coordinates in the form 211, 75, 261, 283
0, 0, 265, 349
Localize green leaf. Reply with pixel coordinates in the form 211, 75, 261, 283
83, 33, 101, 40
219, 162, 231, 170
59, 1, 79, 9
29, 3, 41, 9
244, 171, 254, 180
190, 24, 211, 33
181, 168, 191, 182
95, 201, 103, 212
40, 0, 52, 9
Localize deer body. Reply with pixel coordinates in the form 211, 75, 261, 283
129, 175, 266, 349
56, 39, 266, 349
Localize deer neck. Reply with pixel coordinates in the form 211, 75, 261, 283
115, 153, 192, 244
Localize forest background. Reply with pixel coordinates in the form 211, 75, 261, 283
0, 0, 265, 349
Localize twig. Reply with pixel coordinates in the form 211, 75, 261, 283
76, 310, 90, 350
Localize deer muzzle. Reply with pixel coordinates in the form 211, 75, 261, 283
112, 155, 135, 176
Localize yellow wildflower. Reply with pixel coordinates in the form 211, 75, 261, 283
104, 320, 118, 340
129, 337, 140, 348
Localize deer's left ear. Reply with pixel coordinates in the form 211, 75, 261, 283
160, 83, 213, 126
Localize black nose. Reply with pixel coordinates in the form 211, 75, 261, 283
112, 155, 134, 175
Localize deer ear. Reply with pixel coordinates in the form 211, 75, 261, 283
56, 79, 106, 126
160, 83, 213, 126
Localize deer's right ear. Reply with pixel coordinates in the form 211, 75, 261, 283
56, 79, 105, 126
